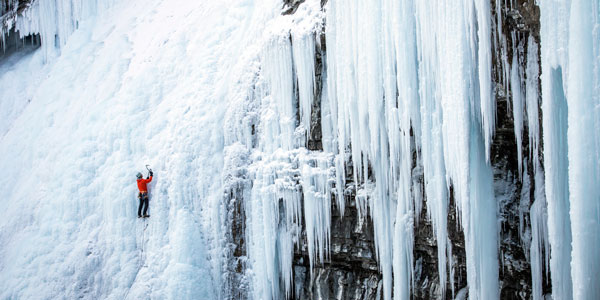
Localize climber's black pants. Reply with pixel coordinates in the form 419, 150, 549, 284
138, 192, 149, 216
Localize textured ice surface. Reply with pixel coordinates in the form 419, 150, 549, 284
0, 0, 282, 298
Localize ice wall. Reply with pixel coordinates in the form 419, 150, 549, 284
0, 0, 285, 298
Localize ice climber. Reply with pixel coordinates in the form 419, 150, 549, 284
136, 170, 153, 218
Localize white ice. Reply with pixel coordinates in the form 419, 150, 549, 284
0, 0, 285, 298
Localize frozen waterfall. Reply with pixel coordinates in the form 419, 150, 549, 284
1, 0, 599, 299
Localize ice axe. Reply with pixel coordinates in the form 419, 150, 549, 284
146, 164, 153, 177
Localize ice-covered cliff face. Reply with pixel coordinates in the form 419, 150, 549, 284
1, 0, 598, 299
224, 0, 599, 299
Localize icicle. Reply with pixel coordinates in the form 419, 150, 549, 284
291, 32, 315, 143
299, 151, 334, 275
245, 148, 335, 299
525, 36, 540, 167
415, 1, 450, 294
519, 160, 531, 257
523, 41, 547, 299
465, 125, 499, 299
530, 161, 549, 300
324, 0, 503, 298
246, 151, 300, 299
387, 0, 420, 297
246, 17, 335, 296
510, 40, 524, 178
539, 1, 574, 298
325, 0, 418, 298
474, 0, 495, 162
319, 63, 343, 214
416, 0, 499, 298
260, 36, 297, 152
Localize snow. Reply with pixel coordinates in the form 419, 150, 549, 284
0, 45, 46, 136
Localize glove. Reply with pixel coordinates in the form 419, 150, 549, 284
149, 171, 154, 177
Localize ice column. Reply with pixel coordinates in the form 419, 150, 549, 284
566, 0, 600, 298
540, 0, 600, 298
414, 0, 451, 297
291, 32, 316, 143
299, 152, 334, 273
260, 37, 297, 153
539, 1, 574, 298
525, 34, 550, 300
474, 0, 495, 161
541, 66, 573, 299
466, 126, 498, 300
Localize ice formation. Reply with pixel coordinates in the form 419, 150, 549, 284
1, 0, 599, 299
1, 0, 116, 60
235, 0, 501, 298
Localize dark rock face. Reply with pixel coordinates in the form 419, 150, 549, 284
222, 183, 250, 300
1, 0, 34, 17
307, 32, 325, 151
293, 192, 381, 299
0, 0, 35, 28
413, 190, 468, 300
0, 27, 40, 58
222, 149, 252, 300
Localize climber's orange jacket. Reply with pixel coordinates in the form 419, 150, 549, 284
137, 176, 153, 192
